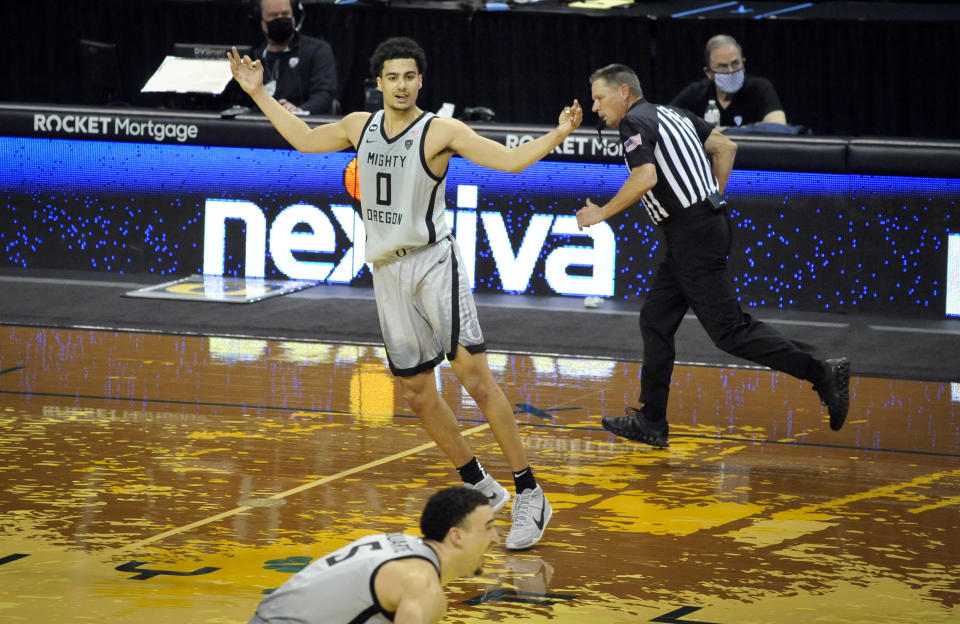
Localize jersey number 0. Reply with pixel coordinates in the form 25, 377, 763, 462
376, 172, 392, 206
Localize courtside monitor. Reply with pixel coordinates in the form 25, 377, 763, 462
173, 43, 252, 60
79, 39, 123, 104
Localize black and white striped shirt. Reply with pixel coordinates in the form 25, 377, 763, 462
619, 99, 718, 225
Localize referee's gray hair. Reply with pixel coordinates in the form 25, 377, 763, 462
589, 64, 643, 98
704, 34, 743, 66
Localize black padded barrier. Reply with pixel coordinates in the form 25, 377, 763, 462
847, 139, 960, 179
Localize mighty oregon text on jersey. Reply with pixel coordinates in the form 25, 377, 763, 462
357, 110, 450, 263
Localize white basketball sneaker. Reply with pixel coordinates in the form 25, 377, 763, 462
505, 485, 552, 550
466, 474, 511, 513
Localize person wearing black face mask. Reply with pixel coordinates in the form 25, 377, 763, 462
243, 0, 338, 115
670, 34, 786, 129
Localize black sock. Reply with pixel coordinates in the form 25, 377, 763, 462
512, 466, 537, 494
456, 457, 487, 486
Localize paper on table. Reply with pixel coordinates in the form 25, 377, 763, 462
569, 0, 634, 8
141, 56, 235, 94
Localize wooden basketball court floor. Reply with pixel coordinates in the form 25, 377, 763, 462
1, 324, 958, 623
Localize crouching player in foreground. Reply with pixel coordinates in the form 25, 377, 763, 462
249, 487, 497, 623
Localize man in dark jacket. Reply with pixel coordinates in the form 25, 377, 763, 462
247, 0, 337, 115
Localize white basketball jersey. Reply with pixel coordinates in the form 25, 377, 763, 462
253, 533, 440, 624
357, 110, 450, 263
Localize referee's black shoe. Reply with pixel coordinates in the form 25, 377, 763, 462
602, 407, 669, 448
814, 357, 850, 431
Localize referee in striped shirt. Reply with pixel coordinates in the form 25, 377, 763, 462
577, 64, 850, 448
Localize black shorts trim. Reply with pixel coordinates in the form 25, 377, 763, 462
446, 341, 487, 362
389, 352, 445, 377
463, 342, 486, 356
447, 246, 461, 360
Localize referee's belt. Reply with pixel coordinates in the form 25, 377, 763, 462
667, 193, 727, 223
690, 193, 726, 214
703, 192, 726, 211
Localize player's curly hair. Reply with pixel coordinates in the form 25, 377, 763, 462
370, 36, 427, 78
420, 486, 489, 542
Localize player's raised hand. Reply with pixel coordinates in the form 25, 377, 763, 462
558, 100, 583, 134
228, 46, 263, 95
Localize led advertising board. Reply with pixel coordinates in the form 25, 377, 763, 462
2, 136, 958, 318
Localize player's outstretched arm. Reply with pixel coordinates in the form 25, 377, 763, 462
577, 163, 657, 230
439, 100, 582, 174
227, 47, 362, 154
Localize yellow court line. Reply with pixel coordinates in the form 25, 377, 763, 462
908, 494, 960, 514
112, 422, 492, 554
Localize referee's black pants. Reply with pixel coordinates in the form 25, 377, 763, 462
638, 201, 817, 416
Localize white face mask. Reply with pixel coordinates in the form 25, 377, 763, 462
714, 68, 745, 94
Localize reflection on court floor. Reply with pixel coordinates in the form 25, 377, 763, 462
1, 325, 958, 623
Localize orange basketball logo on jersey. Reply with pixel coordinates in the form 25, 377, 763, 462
343, 158, 361, 200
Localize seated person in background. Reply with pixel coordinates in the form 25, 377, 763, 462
243, 0, 337, 115
670, 34, 786, 128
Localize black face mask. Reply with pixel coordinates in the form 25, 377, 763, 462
265, 17, 295, 43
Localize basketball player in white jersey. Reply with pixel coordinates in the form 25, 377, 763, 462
229, 37, 582, 550
249, 487, 496, 623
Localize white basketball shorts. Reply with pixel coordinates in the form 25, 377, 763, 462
371, 236, 485, 376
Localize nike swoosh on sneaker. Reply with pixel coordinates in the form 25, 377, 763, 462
487, 492, 497, 501
532, 503, 546, 530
